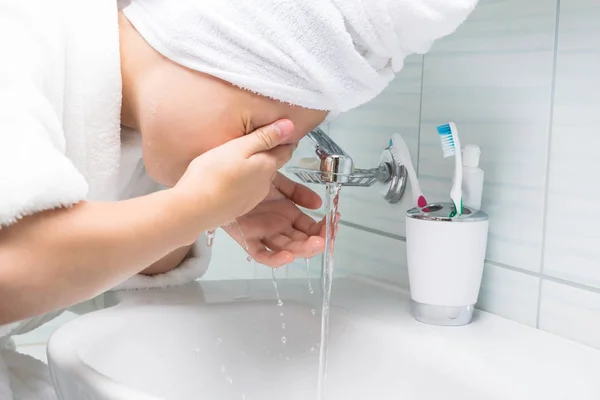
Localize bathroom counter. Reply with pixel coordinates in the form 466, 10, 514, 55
50, 278, 600, 400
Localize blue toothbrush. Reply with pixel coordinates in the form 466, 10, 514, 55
436, 122, 463, 217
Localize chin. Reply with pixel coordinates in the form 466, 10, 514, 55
143, 159, 177, 188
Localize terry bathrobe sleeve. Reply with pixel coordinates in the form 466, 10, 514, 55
0, 7, 88, 228
0, 2, 88, 345
0, 3, 209, 342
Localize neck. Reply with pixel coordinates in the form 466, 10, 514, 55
118, 12, 142, 131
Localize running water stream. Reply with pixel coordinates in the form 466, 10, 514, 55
317, 183, 342, 400
206, 183, 342, 400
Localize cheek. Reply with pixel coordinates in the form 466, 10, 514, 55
142, 138, 186, 187
286, 111, 328, 144
140, 119, 195, 187
141, 116, 244, 187
289, 129, 311, 144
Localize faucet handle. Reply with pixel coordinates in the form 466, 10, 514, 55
307, 128, 349, 158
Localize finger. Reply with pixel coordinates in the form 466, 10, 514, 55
289, 235, 325, 258
264, 234, 324, 258
262, 144, 295, 170
311, 212, 340, 237
240, 120, 295, 156
262, 234, 293, 252
274, 173, 322, 209
253, 248, 293, 268
292, 212, 321, 235
312, 216, 326, 237
286, 229, 309, 242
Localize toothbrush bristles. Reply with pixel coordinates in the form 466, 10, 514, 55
436, 123, 456, 158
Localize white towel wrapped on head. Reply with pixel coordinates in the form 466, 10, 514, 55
123, 0, 477, 114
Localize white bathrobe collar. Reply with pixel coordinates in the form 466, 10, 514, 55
62, 0, 123, 202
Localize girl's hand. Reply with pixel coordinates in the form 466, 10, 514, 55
224, 173, 331, 267
173, 120, 296, 236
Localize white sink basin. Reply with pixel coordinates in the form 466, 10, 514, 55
48, 279, 600, 400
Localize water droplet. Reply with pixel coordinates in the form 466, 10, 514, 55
281, 336, 287, 345
193, 347, 200, 353
227, 376, 233, 384
246, 255, 253, 262
305, 258, 314, 294
241, 395, 247, 400
311, 309, 316, 315
285, 356, 290, 361
220, 365, 226, 375
281, 323, 286, 330
216, 338, 223, 345
310, 347, 316, 352
271, 269, 284, 307
206, 229, 216, 247
279, 312, 284, 317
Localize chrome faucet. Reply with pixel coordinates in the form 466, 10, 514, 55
307, 128, 354, 183
287, 128, 408, 204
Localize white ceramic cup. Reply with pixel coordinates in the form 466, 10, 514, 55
406, 202, 489, 326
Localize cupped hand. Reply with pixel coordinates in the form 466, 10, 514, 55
224, 173, 334, 267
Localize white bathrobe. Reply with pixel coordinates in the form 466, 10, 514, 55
0, 0, 209, 398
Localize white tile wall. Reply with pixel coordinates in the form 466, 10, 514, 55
418, 0, 557, 272
14, 311, 78, 363
332, 226, 408, 290
477, 263, 540, 327
539, 280, 600, 349
13, 311, 78, 347
18, 345, 49, 363
202, 230, 257, 281
544, 0, 600, 289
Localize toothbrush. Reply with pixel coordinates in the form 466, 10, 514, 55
388, 134, 428, 208
436, 122, 463, 216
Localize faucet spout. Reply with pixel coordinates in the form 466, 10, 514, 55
307, 128, 354, 182
287, 127, 408, 203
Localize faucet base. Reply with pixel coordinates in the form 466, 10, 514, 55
377, 148, 407, 204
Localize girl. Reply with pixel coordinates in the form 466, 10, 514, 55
0, 0, 476, 397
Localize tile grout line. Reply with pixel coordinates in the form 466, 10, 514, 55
485, 259, 600, 294
337, 219, 407, 241
430, 249, 600, 296
307, 210, 407, 241
535, 0, 562, 329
